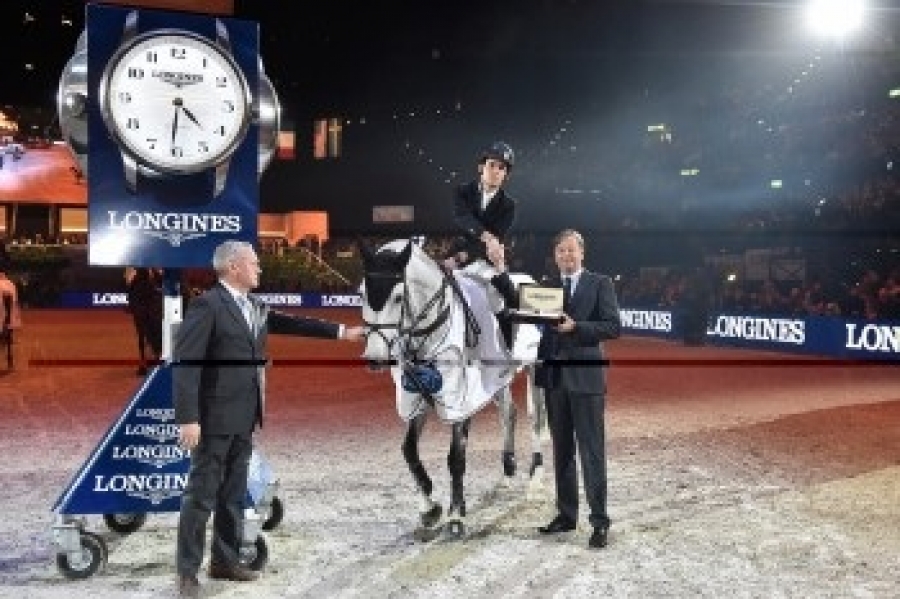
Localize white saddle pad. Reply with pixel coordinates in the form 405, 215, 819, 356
393, 270, 534, 423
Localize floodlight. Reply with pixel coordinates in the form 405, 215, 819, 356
805, 0, 866, 40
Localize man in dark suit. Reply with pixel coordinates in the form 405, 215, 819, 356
125, 267, 163, 375
488, 229, 621, 549
443, 141, 516, 272
173, 240, 364, 597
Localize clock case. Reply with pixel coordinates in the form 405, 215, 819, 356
57, 11, 281, 190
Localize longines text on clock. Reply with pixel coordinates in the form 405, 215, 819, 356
107, 210, 242, 233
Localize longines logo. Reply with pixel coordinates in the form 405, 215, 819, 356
135, 408, 176, 423
845, 323, 900, 353
707, 315, 805, 345
322, 294, 363, 307
107, 210, 241, 247
93, 473, 187, 505
620, 309, 672, 332
112, 444, 189, 468
153, 70, 203, 86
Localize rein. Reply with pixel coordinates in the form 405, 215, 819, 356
363, 270, 452, 361
361, 243, 496, 417
363, 253, 482, 365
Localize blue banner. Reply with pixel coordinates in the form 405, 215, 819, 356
619, 308, 900, 362
49, 294, 900, 361
52, 365, 272, 515
52, 366, 188, 515
86, 5, 259, 267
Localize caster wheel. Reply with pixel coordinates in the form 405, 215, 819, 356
103, 513, 147, 534
56, 531, 108, 580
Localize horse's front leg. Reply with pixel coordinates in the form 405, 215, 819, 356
445, 417, 471, 539
496, 385, 517, 477
525, 366, 547, 482
402, 412, 442, 530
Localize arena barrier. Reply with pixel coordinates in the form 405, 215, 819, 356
57, 292, 899, 362
620, 307, 900, 362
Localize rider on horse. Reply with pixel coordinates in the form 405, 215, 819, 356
442, 141, 518, 347
443, 141, 516, 275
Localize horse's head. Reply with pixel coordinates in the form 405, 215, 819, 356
358, 239, 414, 365
358, 238, 450, 368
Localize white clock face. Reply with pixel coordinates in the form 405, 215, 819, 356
101, 31, 251, 174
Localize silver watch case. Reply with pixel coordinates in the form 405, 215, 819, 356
57, 18, 281, 190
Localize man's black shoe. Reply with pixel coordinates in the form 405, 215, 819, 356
588, 526, 609, 549
178, 574, 201, 598
538, 514, 576, 534
207, 561, 260, 582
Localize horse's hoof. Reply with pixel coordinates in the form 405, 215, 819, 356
413, 525, 443, 543
444, 519, 466, 540
420, 502, 443, 529
502, 451, 516, 477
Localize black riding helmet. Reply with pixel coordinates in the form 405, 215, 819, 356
479, 141, 514, 171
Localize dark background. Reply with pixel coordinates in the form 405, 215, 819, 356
1, 1, 899, 242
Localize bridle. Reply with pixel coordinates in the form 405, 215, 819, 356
362, 267, 453, 366
361, 244, 486, 415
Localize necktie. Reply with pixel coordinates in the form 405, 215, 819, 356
562, 276, 572, 311
238, 295, 254, 332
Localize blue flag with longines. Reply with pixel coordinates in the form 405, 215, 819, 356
86, 4, 259, 268
51, 365, 273, 515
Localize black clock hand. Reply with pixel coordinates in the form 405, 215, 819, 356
181, 105, 203, 130
171, 106, 180, 145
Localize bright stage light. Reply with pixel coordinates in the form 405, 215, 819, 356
805, 0, 866, 40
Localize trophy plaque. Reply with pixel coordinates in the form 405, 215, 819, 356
507, 283, 565, 325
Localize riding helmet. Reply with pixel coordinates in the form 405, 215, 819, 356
480, 141, 514, 170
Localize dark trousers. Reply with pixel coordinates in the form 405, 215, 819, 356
132, 312, 162, 361
177, 433, 252, 576
545, 387, 610, 529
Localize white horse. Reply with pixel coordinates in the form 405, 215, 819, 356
358, 239, 545, 539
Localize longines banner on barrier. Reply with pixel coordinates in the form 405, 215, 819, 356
86, 4, 259, 267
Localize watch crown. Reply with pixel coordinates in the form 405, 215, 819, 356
63, 92, 87, 119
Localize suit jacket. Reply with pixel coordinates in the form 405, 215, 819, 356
173, 283, 341, 434
447, 180, 516, 264
126, 268, 163, 322
531, 271, 621, 394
